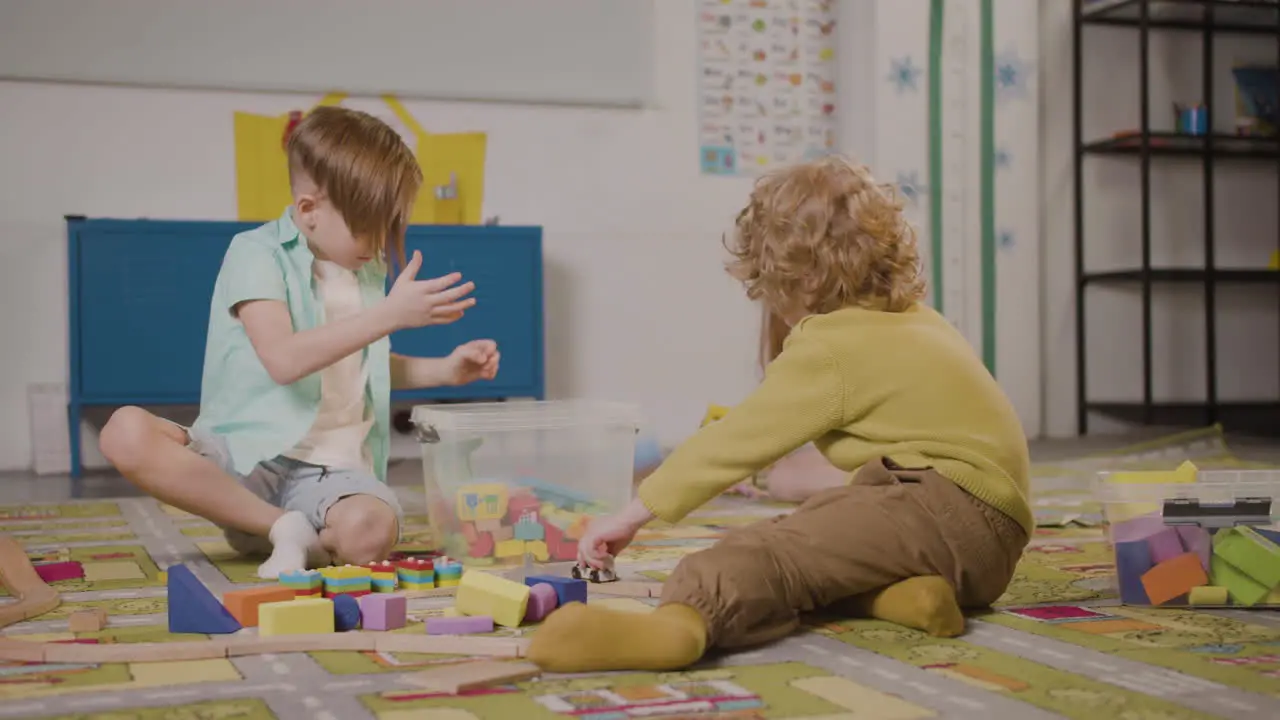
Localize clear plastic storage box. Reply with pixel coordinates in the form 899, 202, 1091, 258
412, 399, 641, 566
1095, 464, 1280, 608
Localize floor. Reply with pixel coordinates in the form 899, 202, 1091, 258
3, 427, 1280, 720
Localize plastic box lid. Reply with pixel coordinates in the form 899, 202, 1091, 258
1093, 468, 1280, 506
410, 399, 642, 439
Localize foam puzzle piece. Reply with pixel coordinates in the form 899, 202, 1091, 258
523, 574, 588, 606
1210, 554, 1271, 606
524, 583, 559, 623
222, 586, 296, 628
1188, 585, 1229, 605
359, 593, 407, 631
1212, 526, 1280, 588
167, 564, 243, 635
333, 594, 361, 631
456, 571, 530, 628
426, 615, 495, 635
259, 598, 334, 636
1140, 552, 1209, 606
1146, 526, 1185, 564
1114, 538, 1154, 605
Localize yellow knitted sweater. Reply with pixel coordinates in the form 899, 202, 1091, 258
637, 303, 1033, 535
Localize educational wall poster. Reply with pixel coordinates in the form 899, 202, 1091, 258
697, 0, 839, 176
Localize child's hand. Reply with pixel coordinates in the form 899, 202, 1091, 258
384, 251, 476, 329
577, 499, 656, 569
444, 340, 500, 385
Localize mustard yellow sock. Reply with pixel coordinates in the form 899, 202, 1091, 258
526, 602, 708, 673
856, 576, 966, 637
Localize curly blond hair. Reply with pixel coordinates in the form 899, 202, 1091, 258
724, 155, 927, 365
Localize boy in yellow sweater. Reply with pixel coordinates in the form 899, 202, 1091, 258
527, 156, 1031, 673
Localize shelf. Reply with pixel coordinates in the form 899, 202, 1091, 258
1082, 0, 1280, 34
1082, 268, 1280, 284
1087, 401, 1280, 435
1082, 132, 1280, 159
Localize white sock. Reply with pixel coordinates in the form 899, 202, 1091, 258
256, 511, 320, 579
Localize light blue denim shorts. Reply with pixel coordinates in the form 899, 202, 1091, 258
183, 426, 404, 555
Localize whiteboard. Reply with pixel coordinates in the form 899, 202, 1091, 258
0, 0, 655, 108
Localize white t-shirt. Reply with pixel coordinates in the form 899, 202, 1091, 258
284, 260, 374, 473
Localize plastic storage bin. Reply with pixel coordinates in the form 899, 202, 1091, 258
1095, 465, 1280, 608
412, 399, 641, 566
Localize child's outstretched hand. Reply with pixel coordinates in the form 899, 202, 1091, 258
384, 250, 476, 329
444, 339, 500, 385
577, 499, 657, 570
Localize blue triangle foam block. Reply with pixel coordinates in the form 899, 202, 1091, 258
167, 564, 242, 634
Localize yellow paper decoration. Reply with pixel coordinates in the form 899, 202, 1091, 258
233, 92, 487, 225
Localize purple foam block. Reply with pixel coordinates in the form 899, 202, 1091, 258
1111, 512, 1166, 543
524, 583, 559, 623
358, 593, 407, 631
426, 615, 494, 635
1175, 525, 1212, 572
1146, 526, 1185, 564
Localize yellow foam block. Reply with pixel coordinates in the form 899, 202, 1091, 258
526, 540, 549, 562
495, 539, 526, 558
1188, 585, 1229, 606
455, 570, 530, 628
259, 598, 334, 636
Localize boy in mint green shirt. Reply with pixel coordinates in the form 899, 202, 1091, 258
99, 107, 499, 578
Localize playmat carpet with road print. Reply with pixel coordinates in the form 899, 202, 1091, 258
2, 427, 1280, 719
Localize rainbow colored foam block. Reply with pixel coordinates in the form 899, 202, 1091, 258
436, 559, 464, 588
318, 565, 372, 599
366, 561, 399, 592
279, 569, 323, 598
395, 558, 435, 590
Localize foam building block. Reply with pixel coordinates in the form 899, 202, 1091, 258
1145, 526, 1185, 564
523, 574, 588, 606
1140, 552, 1209, 605
279, 569, 323, 598
525, 541, 550, 562
35, 561, 84, 583
1213, 526, 1280, 588
1210, 554, 1271, 606
396, 558, 435, 590
319, 565, 372, 599
524, 583, 559, 622
1188, 585, 1229, 606
367, 561, 399, 592
426, 615, 495, 635
1175, 525, 1212, 572
514, 519, 545, 542
1112, 539, 1154, 604
1110, 513, 1167, 543
494, 539, 526, 559
456, 571, 531, 628
333, 594, 361, 631
259, 598, 334, 636
436, 561, 464, 588
223, 586, 296, 627
359, 593, 407, 631
167, 565, 243, 635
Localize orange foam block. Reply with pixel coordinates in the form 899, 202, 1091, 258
1140, 552, 1209, 606
223, 586, 298, 627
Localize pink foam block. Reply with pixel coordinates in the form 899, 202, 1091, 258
1176, 525, 1212, 571
35, 561, 84, 583
425, 615, 494, 635
524, 583, 559, 623
1145, 526, 1185, 564
358, 593, 407, 631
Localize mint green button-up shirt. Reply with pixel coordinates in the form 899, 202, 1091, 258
191, 208, 392, 483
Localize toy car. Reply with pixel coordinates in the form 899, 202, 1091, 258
570, 562, 617, 583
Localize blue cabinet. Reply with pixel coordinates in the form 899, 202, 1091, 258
67, 218, 544, 477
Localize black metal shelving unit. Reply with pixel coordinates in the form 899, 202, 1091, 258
1074, 0, 1280, 435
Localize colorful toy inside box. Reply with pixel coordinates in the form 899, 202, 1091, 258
1099, 466, 1280, 608
430, 478, 610, 564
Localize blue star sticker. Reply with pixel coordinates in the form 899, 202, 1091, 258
994, 147, 1012, 170
887, 56, 922, 93
994, 48, 1032, 104
896, 171, 928, 206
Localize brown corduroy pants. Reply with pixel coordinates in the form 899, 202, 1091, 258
660, 457, 1028, 648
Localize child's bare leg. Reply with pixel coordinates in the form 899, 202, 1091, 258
319, 495, 399, 566
99, 406, 281, 533
99, 406, 319, 578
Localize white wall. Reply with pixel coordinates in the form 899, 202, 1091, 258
1041, 2, 1280, 437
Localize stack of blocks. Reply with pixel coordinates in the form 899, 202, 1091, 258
320, 565, 372, 599
368, 561, 399, 592
436, 560, 464, 587
279, 569, 323, 598
438, 479, 599, 563
1113, 514, 1280, 607
396, 558, 435, 590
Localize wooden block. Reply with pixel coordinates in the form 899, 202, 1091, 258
400, 586, 458, 600
225, 632, 377, 656
68, 607, 108, 632
69, 640, 230, 663
223, 586, 297, 627
588, 582, 661, 598
0, 638, 45, 662
403, 660, 540, 694
374, 632, 523, 657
